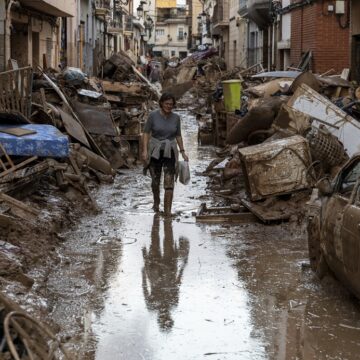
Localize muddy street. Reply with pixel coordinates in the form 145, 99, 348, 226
41, 110, 360, 360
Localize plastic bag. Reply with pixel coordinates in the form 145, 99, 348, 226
178, 161, 190, 185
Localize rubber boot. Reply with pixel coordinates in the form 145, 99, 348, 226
152, 187, 160, 212
164, 190, 173, 217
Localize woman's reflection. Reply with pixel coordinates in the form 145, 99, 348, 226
142, 215, 189, 331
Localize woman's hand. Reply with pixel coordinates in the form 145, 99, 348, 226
181, 152, 189, 162
141, 150, 148, 164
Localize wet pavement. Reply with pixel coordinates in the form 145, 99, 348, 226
44, 109, 360, 359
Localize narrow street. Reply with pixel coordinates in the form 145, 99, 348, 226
41, 110, 360, 360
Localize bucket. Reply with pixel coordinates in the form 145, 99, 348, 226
222, 80, 242, 112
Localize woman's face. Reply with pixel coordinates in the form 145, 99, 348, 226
161, 99, 174, 115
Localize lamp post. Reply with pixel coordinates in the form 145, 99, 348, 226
136, 4, 143, 18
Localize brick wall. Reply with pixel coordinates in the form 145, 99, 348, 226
290, 2, 350, 73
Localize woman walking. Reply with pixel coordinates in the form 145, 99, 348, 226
142, 93, 189, 216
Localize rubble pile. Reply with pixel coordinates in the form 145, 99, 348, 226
195, 67, 360, 223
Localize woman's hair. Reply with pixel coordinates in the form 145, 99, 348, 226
159, 92, 176, 107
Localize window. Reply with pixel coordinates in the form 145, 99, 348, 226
156, 29, 165, 36
340, 160, 360, 197
178, 27, 184, 40
171, 50, 176, 56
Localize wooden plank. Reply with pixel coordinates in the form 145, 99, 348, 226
196, 212, 259, 223
0, 143, 14, 168
0, 127, 36, 137
241, 198, 291, 222
102, 81, 143, 94
0, 156, 37, 178
58, 108, 90, 148
0, 192, 40, 216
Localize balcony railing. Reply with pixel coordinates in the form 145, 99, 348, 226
95, 0, 111, 17
212, 0, 229, 28
107, 19, 123, 33
95, 0, 111, 9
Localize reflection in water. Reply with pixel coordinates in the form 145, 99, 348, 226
142, 215, 189, 331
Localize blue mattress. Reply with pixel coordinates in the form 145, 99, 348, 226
0, 124, 69, 158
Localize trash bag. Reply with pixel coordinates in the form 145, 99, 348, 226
62, 67, 87, 86
178, 161, 190, 185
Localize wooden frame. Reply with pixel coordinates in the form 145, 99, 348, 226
0, 66, 33, 119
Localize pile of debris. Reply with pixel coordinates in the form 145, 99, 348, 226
196, 68, 358, 223
0, 52, 160, 294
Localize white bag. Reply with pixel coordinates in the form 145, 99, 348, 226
178, 161, 190, 185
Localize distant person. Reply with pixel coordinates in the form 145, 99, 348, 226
149, 64, 160, 83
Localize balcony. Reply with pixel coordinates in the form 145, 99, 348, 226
95, 0, 111, 18
157, 14, 187, 24
238, 0, 271, 29
107, 19, 123, 34
19, 0, 74, 17
212, 0, 229, 30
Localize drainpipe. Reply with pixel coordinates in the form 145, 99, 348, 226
5, 0, 15, 70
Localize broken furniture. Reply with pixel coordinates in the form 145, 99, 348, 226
0, 66, 33, 119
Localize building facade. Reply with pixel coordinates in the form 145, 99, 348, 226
0, 0, 144, 75
153, 4, 189, 58
0, 0, 75, 71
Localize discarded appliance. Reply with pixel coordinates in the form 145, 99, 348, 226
239, 135, 315, 201
0, 124, 69, 157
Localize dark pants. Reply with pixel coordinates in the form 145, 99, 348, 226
149, 151, 176, 191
